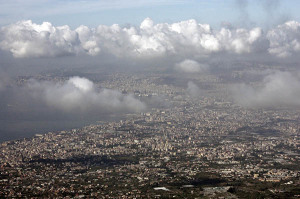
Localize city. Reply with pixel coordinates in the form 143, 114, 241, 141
1, 71, 299, 198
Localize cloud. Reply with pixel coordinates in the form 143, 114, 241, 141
26, 76, 146, 113
232, 71, 300, 107
75, 25, 100, 56
0, 20, 81, 58
267, 21, 300, 57
175, 59, 207, 73
187, 81, 202, 97
1, 18, 300, 59
217, 27, 269, 54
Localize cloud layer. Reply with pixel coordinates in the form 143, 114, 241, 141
232, 71, 300, 107
1, 19, 300, 59
26, 76, 146, 113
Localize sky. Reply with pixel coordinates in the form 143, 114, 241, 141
1, 0, 300, 141
1, 0, 300, 28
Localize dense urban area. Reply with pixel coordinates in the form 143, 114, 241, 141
1, 68, 300, 198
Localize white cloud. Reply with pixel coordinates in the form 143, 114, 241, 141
26, 76, 146, 113
175, 59, 207, 73
75, 25, 100, 56
0, 20, 81, 58
232, 71, 300, 107
1, 18, 300, 59
267, 21, 300, 57
217, 27, 268, 54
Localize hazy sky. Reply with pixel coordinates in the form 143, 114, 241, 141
1, 0, 300, 28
